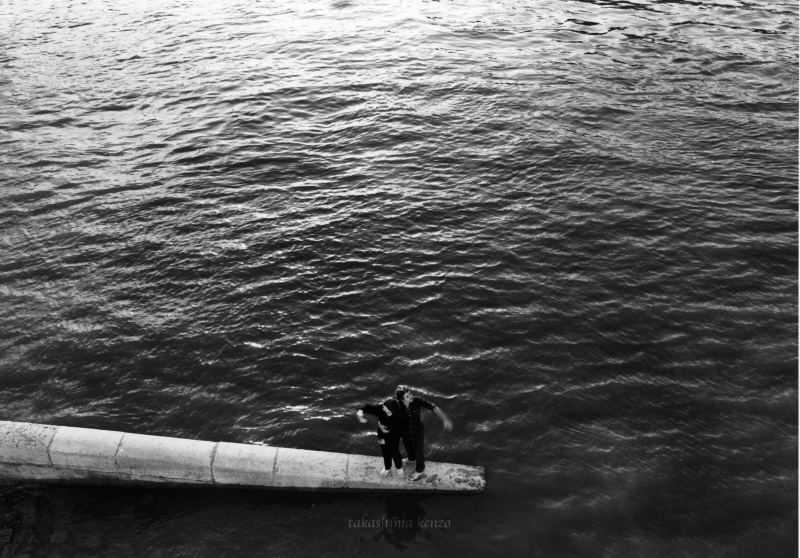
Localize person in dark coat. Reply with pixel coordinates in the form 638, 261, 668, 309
396, 385, 453, 481
357, 397, 405, 478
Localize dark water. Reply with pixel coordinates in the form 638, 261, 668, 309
0, 0, 797, 555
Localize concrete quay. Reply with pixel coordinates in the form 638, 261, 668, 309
0, 421, 485, 493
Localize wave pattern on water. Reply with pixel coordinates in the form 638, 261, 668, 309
0, 0, 797, 556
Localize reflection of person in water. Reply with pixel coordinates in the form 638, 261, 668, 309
356, 398, 404, 478
372, 496, 430, 550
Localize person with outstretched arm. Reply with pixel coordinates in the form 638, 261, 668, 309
396, 385, 453, 481
356, 397, 405, 479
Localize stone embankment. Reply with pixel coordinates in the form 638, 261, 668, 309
0, 421, 485, 493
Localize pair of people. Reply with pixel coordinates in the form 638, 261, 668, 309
357, 385, 453, 481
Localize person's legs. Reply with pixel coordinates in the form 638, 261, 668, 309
386, 435, 404, 478
402, 433, 416, 462
388, 435, 402, 470
379, 439, 392, 471
413, 431, 425, 473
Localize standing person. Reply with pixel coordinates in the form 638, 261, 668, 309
396, 385, 453, 481
357, 397, 405, 478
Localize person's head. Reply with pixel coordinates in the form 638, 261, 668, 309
396, 385, 414, 405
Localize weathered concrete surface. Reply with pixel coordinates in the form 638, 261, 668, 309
344, 454, 485, 491
116, 433, 216, 483
212, 442, 276, 487
405, 462, 486, 492
0, 421, 485, 492
345, 454, 387, 487
49, 426, 122, 473
273, 447, 348, 489
0, 422, 57, 466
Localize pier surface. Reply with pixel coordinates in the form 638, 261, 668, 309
0, 421, 485, 493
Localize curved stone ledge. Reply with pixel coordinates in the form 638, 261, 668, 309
117, 432, 216, 483
0, 422, 57, 466
49, 426, 122, 472
0, 421, 485, 493
213, 442, 276, 487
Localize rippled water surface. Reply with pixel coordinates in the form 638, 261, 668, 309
0, 0, 797, 556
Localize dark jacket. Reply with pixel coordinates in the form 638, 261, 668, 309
360, 398, 404, 440
400, 397, 436, 434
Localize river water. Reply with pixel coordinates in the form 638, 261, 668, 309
0, 0, 797, 556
